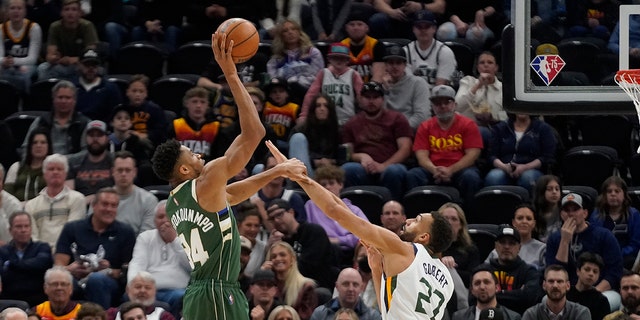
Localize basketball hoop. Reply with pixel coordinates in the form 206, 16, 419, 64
615, 69, 640, 152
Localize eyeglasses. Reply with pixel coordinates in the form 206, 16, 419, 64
267, 210, 285, 222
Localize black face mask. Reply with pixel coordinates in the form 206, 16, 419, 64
358, 256, 371, 273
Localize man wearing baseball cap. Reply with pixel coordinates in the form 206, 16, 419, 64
340, 3, 386, 83
405, 10, 457, 91
477, 224, 542, 314
406, 84, 483, 204
74, 48, 123, 122
382, 44, 431, 129
248, 269, 283, 319
67, 120, 114, 203
546, 193, 623, 311
340, 81, 413, 200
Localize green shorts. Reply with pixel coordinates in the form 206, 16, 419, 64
181, 279, 248, 320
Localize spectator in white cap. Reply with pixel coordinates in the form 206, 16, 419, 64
406, 84, 483, 204
66, 120, 114, 204
546, 192, 624, 312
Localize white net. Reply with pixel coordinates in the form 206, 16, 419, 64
615, 70, 640, 152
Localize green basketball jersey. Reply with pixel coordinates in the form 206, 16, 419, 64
166, 179, 241, 282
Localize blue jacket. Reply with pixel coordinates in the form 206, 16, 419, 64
590, 206, 640, 258
0, 240, 52, 305
546, 224, 623, 289
489, 118, 556, 169
74, 77, 123, 122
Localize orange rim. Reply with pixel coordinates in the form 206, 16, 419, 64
616, 69, 640, 83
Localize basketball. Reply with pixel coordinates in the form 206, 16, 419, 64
216, 18, 259, 64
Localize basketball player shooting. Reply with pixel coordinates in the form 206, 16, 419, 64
265, 141, 455, 320
151, 32, 304, 320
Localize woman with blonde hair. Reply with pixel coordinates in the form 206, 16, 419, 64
438, 202, 480, 287
262, 241, 318, 319
267, 19, 324, 101
268, 305, 302, 320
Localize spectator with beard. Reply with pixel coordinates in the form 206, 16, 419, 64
522, 265, 591, 319
452, 268, 521, 320
604, 270, 640, 319
66, 120, 114, 205
106, 271, 174, 320
476, 224, 542, 314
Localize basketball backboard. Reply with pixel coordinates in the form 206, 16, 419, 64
503, 1, 638, 115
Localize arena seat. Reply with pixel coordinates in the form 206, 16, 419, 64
149, 74, 198, 114
340, 185, 392, 226
444, 41, 475, 77
24, 78, 60, 111
112, 41, 167, 80
143, 184, 171, 201
467, 224, 499, 260
0, 80, 20, 119
467, 186, 530, 225
402, 186, 461, 219
562, 145, 619, 190
5, 111, 47, 146
168, 41, 213, 75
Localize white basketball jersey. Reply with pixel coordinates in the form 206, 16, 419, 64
321, 68, 356, 125
380, 244, 453, 320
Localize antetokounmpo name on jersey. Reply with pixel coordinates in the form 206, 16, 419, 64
172, 208, 215, 232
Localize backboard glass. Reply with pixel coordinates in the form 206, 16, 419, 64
503, 1, 638, 114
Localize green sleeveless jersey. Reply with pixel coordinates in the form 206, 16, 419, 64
166, 179, 241, 282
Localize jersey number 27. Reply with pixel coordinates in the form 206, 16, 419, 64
415, 277, 446, 320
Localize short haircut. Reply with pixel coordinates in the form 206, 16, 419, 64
151, 139, 182, 181
43, 153, 69, 174
92, 187, 119, 205
8, 211, 31, 228
113, 150, 136, 167
76, 302, 106, 320
44, 265, 73, 284
119, 301, 146, 318
129, 74, 150, 88
236, 200, 263, 225
51, 80, 77, 99
427, 211, 453, 254
183, 86, 210, 106
544, 264, 569, 280
155, 200, 167, 214
313, 165, 344, 184
577, 252, 604, 270
470, 266, 498, 285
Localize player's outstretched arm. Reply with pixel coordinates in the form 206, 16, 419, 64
225, 158, 307, 205
265, 141, 405, 253
212, 32, 265, 179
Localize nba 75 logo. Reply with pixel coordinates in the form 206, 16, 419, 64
530, 55, 565, 86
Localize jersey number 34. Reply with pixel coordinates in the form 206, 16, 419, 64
179, 228, 210, 268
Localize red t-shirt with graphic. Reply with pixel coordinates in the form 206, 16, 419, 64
413, 114, 483, 167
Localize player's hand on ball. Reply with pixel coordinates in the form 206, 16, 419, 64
212, 32, 236, 74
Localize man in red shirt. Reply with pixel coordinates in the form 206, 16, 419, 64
406, 84, 483, 203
